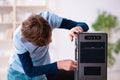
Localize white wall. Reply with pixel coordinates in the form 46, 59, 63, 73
49, 29, 75, 62
48, 0, 120, 31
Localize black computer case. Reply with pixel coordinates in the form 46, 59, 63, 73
75, 33, 107, 80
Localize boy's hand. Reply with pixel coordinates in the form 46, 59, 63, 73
57, 59, 78, 71
69, 26, 83, 41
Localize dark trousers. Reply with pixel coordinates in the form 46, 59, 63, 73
46, 70, 74, 80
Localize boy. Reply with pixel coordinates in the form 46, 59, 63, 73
7, 11, 89, 80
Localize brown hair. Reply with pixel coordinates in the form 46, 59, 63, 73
21, 14, 52, 46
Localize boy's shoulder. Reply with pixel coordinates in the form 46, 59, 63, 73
14, 25, 22, 39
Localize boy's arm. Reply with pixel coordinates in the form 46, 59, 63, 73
59, 18, 89, 31
17, 51, 59, 77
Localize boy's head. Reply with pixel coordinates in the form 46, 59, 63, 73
21, 14, 52, 46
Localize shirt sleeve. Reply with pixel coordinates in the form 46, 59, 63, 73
39, 11, 63, 29
18, 51, 59, 77
59, 18, 89, 31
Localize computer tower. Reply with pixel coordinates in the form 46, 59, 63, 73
75, 33, 107, 80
